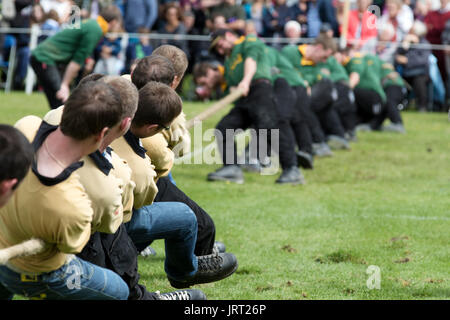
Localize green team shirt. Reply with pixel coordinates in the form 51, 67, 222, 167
281, 44, 332, 86
224, 34, 272, 87
32, 18, 104, 66
380, 61, 405, 88
265, 46, 306, 87
344, 53, 386, 102
321, 56, 349, 83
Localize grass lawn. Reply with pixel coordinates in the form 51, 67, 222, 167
1, 91, 449, 300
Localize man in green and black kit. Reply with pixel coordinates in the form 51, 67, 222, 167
30, 5, 122, 109
265, 45, 315, 174
207, 29, 279, 184
335, 49, 387, 131
281, 35, 350, 151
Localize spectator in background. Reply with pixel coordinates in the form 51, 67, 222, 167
443, 18, 450, 101
344, 0, 378, 49
396, 20, 431, 111
305, 0, 322, 38
31, 5, 61, 43
284, 20, 302, 44
378, 0, 413, 42
8, 0, 33, 90
317, 0, 340, 37
126, 27, 153, 74
373, 22, 398, 63
123, 0, 158, 33
157, 3, 190, 60
263, 0, 291, 39
424, 0, 450, 99
93, 33, 124, 75
40, 0, 72, 24
414, 0, 432, 20
243, 0, 268, 36
212, 14, 228, 30
183, 10, 210, 71
204, 0, 246, 33
290, 0, 309, 37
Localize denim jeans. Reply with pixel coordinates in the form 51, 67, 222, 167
0, 256, 129, 300
125, 202, 198, 281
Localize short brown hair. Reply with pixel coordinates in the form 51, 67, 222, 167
131, 55, 176, 89
314, 33, 337, 53
152, 45, 188, 78
60, 82, 122, 140
133, 82, 182, 128
100, 75, 139, 118
100, 5, 122, 23
193, 62, 216, 83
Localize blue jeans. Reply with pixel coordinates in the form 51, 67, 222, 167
125, 202, 198, 281
0, 256, 129, 300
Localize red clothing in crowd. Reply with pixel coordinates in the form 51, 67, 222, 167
424, 9, 450, 80
344, 10, 378, 47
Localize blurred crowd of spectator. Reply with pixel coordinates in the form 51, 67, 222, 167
1, 0, 449, 110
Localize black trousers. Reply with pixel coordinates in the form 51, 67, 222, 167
333, 81, 358, 133
215, 80, 279, 166
29, 55, 64, 109
77, 225, 159, 300
154, 176, 216, 256
383, 85, 405, 124
293, 85, 326, 144
311, 80, 346, 138
291, 85, 314, 154
353, 87, 386, 130
404, 74, 429, 111
273, 78, 299, 169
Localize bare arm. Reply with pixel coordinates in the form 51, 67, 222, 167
56, 61, 81, 102
237, 57, 257, 96
348, 72, 360, 89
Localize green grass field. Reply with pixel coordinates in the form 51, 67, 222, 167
1, 91, 449, 300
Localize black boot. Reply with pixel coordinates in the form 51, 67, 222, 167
207, 165, 244, 184
296, 150, 314, 170
275, 166, 305, 185
168, 252, 238, 289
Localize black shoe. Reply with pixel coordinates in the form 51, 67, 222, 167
327, 135, 351, 150
275, 166, 305, 185
156, 289, 207, 300
213, 241, 226, 253
168, 252, 238, 289
239, 160, 263, 173
313, 143, 334, 157
207, 165, 244, 184
296, 151, 314, 170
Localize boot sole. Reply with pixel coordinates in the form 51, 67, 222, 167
207, 175, 244, 184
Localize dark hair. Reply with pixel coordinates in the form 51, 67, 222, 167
77, 73, 105, 87
0, 125, 34, 187
100, 5, 122, 23
152, 45, 188, 78
60, 82, 123, 140
193, 62, 217, 82
133, 82, 182, 128
131, 55, 176, 89
163, 3, 183, 21
100, 75, 139, 118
